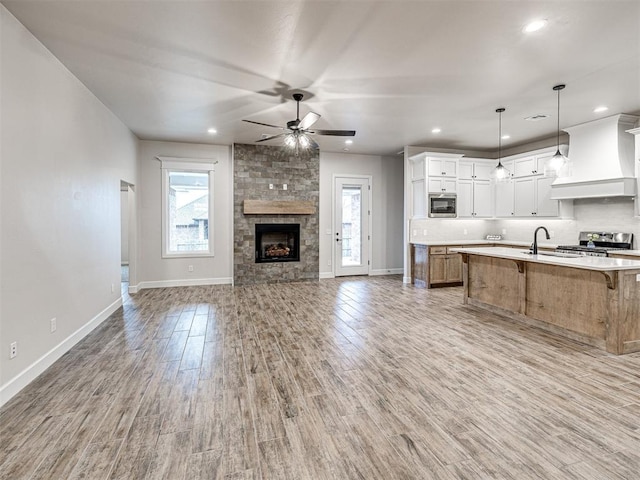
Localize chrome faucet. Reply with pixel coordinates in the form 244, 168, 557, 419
531, 226, 550, 255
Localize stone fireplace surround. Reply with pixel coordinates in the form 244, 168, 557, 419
233, 144, 319, 285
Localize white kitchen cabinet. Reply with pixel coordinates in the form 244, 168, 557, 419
473, 180, 493, 216
495, 180, 515, 217
457, 179, 493, 217
458, 159, 494, 181
428, 158, 457, 177
535, 176, 558, 217
428, 177, 457, 193
513, 156, 544, 177
457, 180, 473, 217
514, 176, 558, 217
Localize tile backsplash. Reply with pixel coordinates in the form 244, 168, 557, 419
412, 197, 639, 248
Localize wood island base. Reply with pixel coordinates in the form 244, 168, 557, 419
457, 251, 640, 355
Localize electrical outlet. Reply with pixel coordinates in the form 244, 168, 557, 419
269, 184, 274, 190
111, 283, 115, 293
502, 229, 507, 235
10, 342, 17, 359
550, 230, 555, 238
412, 230, 417, 236
463, 229, 468, 235
188, 265, 194, 272
423, 229, 427, 235
283, 184, 288, 190
50, 318, 57, 333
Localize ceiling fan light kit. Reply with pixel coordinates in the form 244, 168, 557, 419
491, 107, 511, 183
243, 93, 355, 155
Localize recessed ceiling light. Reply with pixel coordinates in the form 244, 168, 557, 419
593, 106, 608, 113
345, 139, 353, 145
207, 128, 217, 134
431, 127, 441, 134
523, 19, 547, 33
501, 134, 511, 140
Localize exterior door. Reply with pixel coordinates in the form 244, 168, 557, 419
334, 177, 370, 277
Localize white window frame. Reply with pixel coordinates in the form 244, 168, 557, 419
158, 156, 217, 258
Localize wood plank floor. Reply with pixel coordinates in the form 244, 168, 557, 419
1, 276, 640, 479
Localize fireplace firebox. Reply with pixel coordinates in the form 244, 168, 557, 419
255, 224, 300, 263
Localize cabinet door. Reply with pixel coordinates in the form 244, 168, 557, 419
412, 179, 426, 218
428, 158, 444, 176
473, 180, 493, 217
429, 255, 447, 284
514, 177, 536, 216
458, 161, 474, 180
442, 178, 457, 193
428, 177, 443, 192
456, 179, 473, 217
442, 159, 457, 177
514, 157, 538, 177
535, 176, 558, 216
445, 254, 463, 283
473, 162, 495, 181
495, 180, 514, 217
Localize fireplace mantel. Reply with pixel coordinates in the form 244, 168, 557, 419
243, 200, 316, 215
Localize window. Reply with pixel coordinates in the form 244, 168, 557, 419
159, 157, 216, 257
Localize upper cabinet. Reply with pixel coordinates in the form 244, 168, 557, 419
428, 158, 457, 177
458, 159, 495, 217
426, 154, 463, 193
459, 159, 495, 181
508, 148, 559, 217
407, 147, 562, 220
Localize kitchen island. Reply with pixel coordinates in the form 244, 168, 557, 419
452, 247, 640, 355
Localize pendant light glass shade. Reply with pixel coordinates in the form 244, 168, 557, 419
491, 108, 511, 182
544, 84, 569, 177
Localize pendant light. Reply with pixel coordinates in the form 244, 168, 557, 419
544, 84, 568, 177
491, 107, 510, 182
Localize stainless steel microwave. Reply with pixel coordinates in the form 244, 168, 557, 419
428, 193, 457, 218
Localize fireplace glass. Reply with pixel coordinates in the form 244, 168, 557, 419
255, 224, 300, 263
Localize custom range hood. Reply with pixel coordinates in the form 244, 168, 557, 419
550, 114, 639, 200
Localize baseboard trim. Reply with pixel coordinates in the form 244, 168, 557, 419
370, 268, 404, 276
319, 272, 335, 279
0, 297, 123, 408
136, 277, 233, 291
403, 276, 412, 284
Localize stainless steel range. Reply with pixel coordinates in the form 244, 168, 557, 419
556, 232, 634, 257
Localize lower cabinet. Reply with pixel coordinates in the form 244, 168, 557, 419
428, 246, 463, 287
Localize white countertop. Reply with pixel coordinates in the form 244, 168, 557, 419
412, 239, 558, 249
450, 246, 640, 272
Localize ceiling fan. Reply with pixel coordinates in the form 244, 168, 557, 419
243, 93, 356, 152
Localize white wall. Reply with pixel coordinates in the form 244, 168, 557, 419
0, 7, 138, 405
319, 152, 404, 277
136, 141, 233, 289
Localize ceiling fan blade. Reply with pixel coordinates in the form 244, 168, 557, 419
256, 132, 287, 142
298, 112, 320, 130
243, 119, 284, 129
310, 129, 356, 136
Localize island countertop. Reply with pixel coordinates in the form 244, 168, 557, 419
451, 246, 640, 272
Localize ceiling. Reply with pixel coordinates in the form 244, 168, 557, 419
3, 1, 639, 156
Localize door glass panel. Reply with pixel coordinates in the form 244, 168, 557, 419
341, 186, 362, 266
